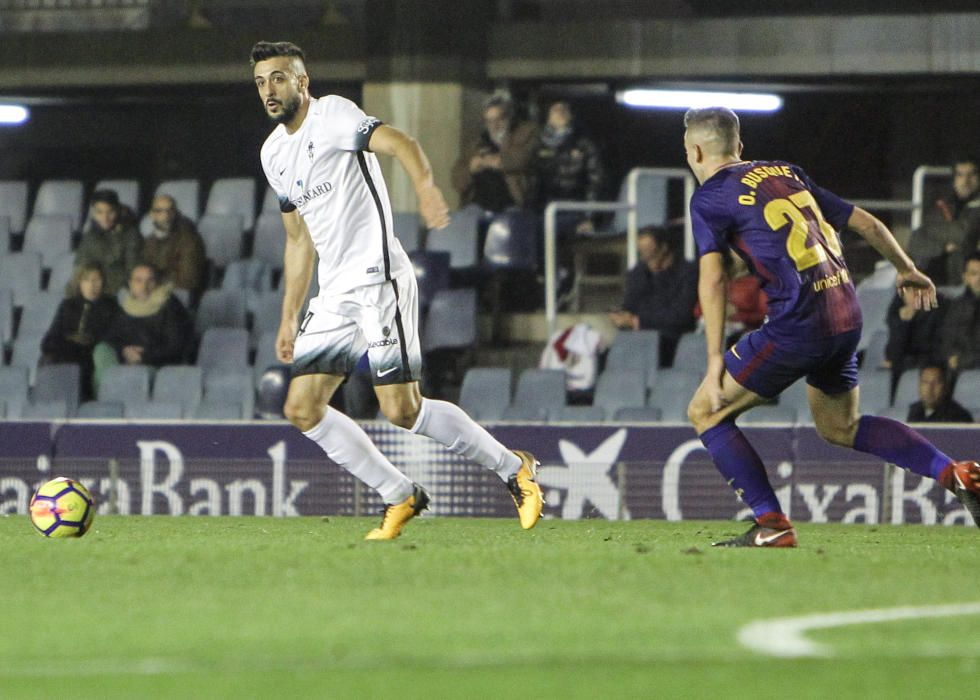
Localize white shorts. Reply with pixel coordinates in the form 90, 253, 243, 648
291, 269, 422, 385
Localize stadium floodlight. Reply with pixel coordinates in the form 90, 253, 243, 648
616, 89, 783, 112
0, 105, 30, 125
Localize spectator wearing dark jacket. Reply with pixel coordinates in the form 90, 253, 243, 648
40, 261, 119, 399
907, 365, 973, 423
74, 189, 143, 294
884, 290, 947, 383
940, 252, 980, 372
92, 263, 192, 391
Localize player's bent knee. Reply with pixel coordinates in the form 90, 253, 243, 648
814, 419, 858, 448
380, 401, 420, 430
284, 399, 324, 433
687, 398, 714, 433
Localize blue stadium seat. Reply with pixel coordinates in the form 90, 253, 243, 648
205, 177, 256, 231
553, 405, 606, 423
670, 333, 707, 373
647, 369, 701, 421
76, 400, 125, 419
483, 210, 537, 270
34, 363, 81, 415
422, 288, 477, 352
96, 365, 152, 406
425, 204, 482, 269
593, 369, 647, 416
125, 401, 184, 419
197, 328, 250, 373
0, 251, 42, 307
0, 366, 29, 418
204, 368, 254, 419
198, 214, 245, 269
152, 365, 203, 417
459, 367, 511, 422
409, 250, 450, 313
392, 212, 421, 254
252, 213, 286, 272
612, 406, 663, 423
508, 369, 566, 420
195, 289, 248, 334
606, 330, 659, 375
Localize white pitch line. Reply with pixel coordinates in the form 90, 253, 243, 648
738, 602, 980, 658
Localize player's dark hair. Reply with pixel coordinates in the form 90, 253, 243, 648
920, 364, 950, 386
638, 225, 681, 255
966, 251, 980, 268
484, 92, 514, 120
67, 261, 105, 298
250, 41, 306, 67
90, 189, 120, 210
684, 107, 740, 155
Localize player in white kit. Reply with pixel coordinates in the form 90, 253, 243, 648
251, 41, 543, 539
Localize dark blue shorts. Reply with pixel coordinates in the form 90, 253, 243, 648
724, 326, 861, 399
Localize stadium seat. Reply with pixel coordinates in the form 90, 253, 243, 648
21, 400, 69, 420
198, 213, 245, 269
610, 171, 669, 234
458, 367, 512, 422
0, 180, 29, 234
593, 369, 647, 416
553, 405, 606, 423
256, 366, 289, 419
125, 401, 184, 419
670, 333, 708, 373
76, 400, 125, 419
508, 368, 566, 420
861, 329, 889, 371
23, 214, 73, 269
612, 406, 663, 423
892, 368, 921, 409
606, 330, 659, 375
425, 204, 482, 269
0, 288, 13, 344
392, 211, 421, 254
33, 363, 81, 415
422, 288, 477, 352
17, 292, 61, 337
250, 292, 284, 350
647, 369, 702, 421
192, 400, 245, 420
482, 210, 537, 270
409, 250, 450, 313
501, 404, 549, 421
252, 213, 286, 271
10, 333, 44, 384
204, 177, 256, 231
94, 179, 140, 213
858, 369, 892, 409
96, 364, 152, 406
46, 252, 76, 295
779, 379, 811, 416
856, 260, 897, 290
881, 404, 909, 421
738, 404, 799, 425
953, 369, 980, 404
152, 365, 203, 416
222, 258, 274, 314
0, 366, 29, 417
155, 179, 200, 223
33, 179, 84, 232
259, 186, 280, 219
0, 216, 10, 252
252, 331, 285, 385
856, 286, 894, 350
0, 251, 42, 307
204, 368, 255, 419
195, 289, 248, 334
197, 327, 250, 373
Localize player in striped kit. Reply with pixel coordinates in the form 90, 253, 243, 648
252, 41, 542, 539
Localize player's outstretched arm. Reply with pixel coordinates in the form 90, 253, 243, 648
698, 251, 729, 412
847, 206, 939, 311
368, 124, 450, 230
277, 209, 316, 363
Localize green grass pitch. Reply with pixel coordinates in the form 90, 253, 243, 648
1, 515, 977, 699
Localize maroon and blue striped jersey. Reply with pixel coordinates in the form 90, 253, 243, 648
690, 160, 862, 340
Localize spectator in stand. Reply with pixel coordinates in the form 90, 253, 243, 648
608, 226, 698, 367
907, 365, 973, 424
92, 263, 192, 391
74, 189, 143, 295
451, 93, 538, 213
908, 155, 980, 285
884, 287, 947, 380
40, 262, 119, 400
940, 251, 980, 373
141, 194, 207, 304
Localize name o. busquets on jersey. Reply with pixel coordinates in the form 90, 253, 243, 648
260, 96, 410, 296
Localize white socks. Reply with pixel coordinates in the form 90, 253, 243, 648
410, 398, 521, 480
302, 409, 414, 504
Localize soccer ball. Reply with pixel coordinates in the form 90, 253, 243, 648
29, 477, 95, 538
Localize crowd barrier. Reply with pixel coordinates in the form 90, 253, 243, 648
0, 421, 976, 526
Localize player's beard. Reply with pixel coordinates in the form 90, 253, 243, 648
267, 94, 301, 125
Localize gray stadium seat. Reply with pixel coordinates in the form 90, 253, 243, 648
861, 329, 889, 371
892, 369, 920, 409
553, 405, 606, 423
611, 172, 668, 234
76, 400, 125, 419
252, 331, 284, 384
953, 369, 980, 405
252, 213, 286, 271
195, 289, 248, 334
778, 379, 811, 416
593, 369, 647, 416
205, 177, 256, 231
425, 204, 482, 269
0, 180, 29, 233
197, 327, 250, 373
612, 406, 663, 423
193, 400, 245, 420
125, 401, 184, 419
17, 292, 62, 337
33, 179, 84, 232
155, 179, 200, 223
482, 210, 537, 270
198, 213, 245, 269
422, 288, 477, 352
152, 365, 203, 416
33, 363, 81, 415
856, 286, 895, 350
94, 179, 140, 213
858, 369, 892, 409
410, 250, 450, 313
0, 251, 42, 306
392, 211, 421, 254
647, 369, 702, 421
0, 216, 10, 251
96, 364, 152, 405
23, 214, 73, 269
22, 400, 69, 420
0, 288, 13, 344
251, 292, 284, 350
670, 333, 708, 373
606, 330, 659, 374
509, 369, 566, 419
501, 404, 549, 421
204, 368, 255, 419
459, 367, 511, 422
46, 253, 76, 295
0, 366, 29, 417
222, 258, 274, 315
259, 186, 280, 218
738, 404, 799, 425
10, 333, 44, 384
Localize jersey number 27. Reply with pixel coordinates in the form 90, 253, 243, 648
763, 190, 843, 272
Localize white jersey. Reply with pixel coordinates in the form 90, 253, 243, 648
260, 95, 410, 297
